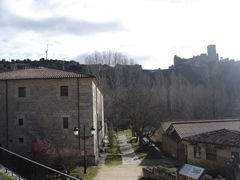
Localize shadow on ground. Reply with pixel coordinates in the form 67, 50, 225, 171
139, 156, 182, 167
134, 145, 182, 167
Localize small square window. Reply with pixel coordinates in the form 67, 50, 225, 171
19, 87, 26, 97
19, 119, 23, 125
60, 86, 68, 96
63, 117, 68, 129
19, 138, 24, 143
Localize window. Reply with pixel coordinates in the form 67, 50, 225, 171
194, 147, 201, 158
19, 119, 23, 125
63, 117, 68, 129
206, 148, 217, 161
15, 84, 30, 102
18, 87, 26, 97
19, 138, 24, 143
60, 86, 68, 96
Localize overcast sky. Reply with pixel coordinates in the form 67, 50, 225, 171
1, 0, 239, 69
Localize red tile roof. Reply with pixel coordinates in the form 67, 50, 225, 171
182, 129, 240, 147
0, 67, 94, 80
165, 119, 240, 139
161, 119, 230, 131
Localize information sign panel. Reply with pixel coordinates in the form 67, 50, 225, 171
178, 164, 205, 179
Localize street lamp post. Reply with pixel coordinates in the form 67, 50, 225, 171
74, 125, 95, 174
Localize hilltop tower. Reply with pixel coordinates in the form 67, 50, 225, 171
173, 45, 219, 67
207, 44, 219, 62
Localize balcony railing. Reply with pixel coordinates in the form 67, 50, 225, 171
0, 147, 81, 180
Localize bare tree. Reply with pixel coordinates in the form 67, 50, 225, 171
84, 50, 137, 126
119, 70, 162, 145
202, 65, 229, 118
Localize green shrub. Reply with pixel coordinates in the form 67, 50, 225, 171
202, 174, 212, 180
107, 124, 117, 148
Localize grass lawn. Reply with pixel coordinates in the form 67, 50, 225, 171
70, 166, 100, 180
118, 129, 131, 135
105, 155, 122, 166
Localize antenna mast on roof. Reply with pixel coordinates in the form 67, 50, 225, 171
63, 57, 67, 70
45, 44, 48, 60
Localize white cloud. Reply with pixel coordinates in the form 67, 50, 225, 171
1, 0, 240, 69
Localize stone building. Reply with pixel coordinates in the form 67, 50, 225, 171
160, 119, 240, 163
182, 129, 240, 170
174, 45, 219, 67
0, 67, 104, 164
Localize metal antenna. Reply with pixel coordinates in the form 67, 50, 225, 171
45, 44, 48, 60
63, 57, 67, 70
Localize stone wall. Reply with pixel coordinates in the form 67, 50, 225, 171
142, 167, 176, 180
0, 81, 7, 148
162, 135, 178, 158
91, 79, 105, 162
0, 77, 104, 164
186, 144, 240, 170
157, 126, 165, 142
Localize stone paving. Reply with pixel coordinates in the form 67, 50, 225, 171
98, 153, 107, 166
119, 135, 141, 165
95, 134, 182, 180
98, 134, 141, 166
98, 134, 182, 166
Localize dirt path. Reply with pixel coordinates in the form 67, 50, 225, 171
93, 164, 143, 180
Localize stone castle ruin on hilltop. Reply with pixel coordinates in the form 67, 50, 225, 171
174, 45, 219, 67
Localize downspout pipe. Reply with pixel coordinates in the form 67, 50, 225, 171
5, 81, 8, 150
77, 78, 80, 150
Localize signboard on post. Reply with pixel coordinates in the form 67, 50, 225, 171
177, 164, 205, 180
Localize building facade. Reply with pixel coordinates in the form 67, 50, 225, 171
182, 129, 240, 170
161, 119, 240, 163
0, 67, 104, 164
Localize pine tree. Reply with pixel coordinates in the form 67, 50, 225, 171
107, 123, 117, 148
